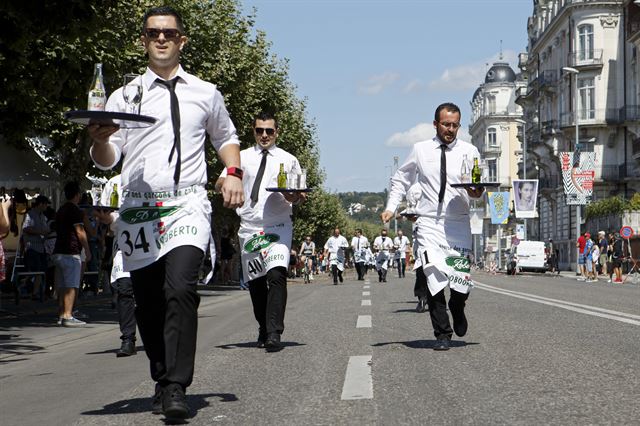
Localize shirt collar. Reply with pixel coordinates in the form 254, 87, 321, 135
434, 136, 458, 150
143, 65, 188, 90
253, 144, 277, 155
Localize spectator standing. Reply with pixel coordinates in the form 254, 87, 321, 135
0, 196, 10, 283
611, 233, 624, 283
53, 182, 91, 326
597, 231, 608, 277
576, 232, 587, 280
584, 233, 594, 282
21, 195, 50, 300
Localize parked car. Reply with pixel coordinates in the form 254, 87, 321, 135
514, 241, 547, 272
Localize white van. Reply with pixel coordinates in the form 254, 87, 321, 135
514, 241, 547, 272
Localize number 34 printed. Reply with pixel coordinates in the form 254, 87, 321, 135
119, 223, 158, 259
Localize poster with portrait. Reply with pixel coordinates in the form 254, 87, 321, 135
487, 191, 510, 225
560, 152, 595, 205
513, 179, 538, 218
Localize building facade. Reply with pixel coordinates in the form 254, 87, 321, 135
469, 61, 527, 264
516, 0, 639, 270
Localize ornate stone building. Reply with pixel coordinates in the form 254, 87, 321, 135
516, 0, 639, 270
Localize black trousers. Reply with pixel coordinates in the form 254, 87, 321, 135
377, 268, 387, 282
355, 262, 365, 280
416, 267, 468, 340
397, 258, 406, 277
111, 277, 137, 341
331, 264, 343, 283
248, 266, 287, 335
130, 246, 203, 389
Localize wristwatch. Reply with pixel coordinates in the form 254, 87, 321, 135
226, 167, 244, 179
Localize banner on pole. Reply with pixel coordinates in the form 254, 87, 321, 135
513, 179, 538, 218
561, 152, 595, 205
487, 192, 510, 225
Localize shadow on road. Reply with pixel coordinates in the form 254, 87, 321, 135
81, 392, 238, 417
85, 345, 145, 355
0, 333, 46, 361
372, 340, 479, 349
215, 341, 307, 350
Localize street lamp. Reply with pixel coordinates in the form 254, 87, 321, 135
515, 117, 527, 240
562, 66, 580, 273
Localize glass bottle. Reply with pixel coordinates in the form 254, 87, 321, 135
277, 163, 287, 188
472, 157, 482, 184
110, 183, 119, 208
87, 63, 106, 111
460, 154, 471, 183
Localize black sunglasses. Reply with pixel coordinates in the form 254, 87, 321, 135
255, 127, 276, 136
144, 28, 181, 39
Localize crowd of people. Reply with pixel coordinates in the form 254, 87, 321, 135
576, 230, 626, 283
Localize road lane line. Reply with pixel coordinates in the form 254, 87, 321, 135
363, 285, 370, 289
356, 315, 372, 328
361, 300, 371, 306
475, 282, 640, 326
341, 355, 373, 400
362, 291, 370, 296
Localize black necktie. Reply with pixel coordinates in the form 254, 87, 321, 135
156, 78, 181, 185
357, 237, 360, 251
439, 144, 447, 203
250, 149, 269, 202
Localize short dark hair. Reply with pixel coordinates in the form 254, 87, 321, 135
63, 181, 81, 201
253, 111, 278, 129
356, 228, 362, 233
434, 102, 461, 122
142, 6, 185, 34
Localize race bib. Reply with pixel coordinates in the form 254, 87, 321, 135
117, 221, 160, 262
240, 223, 292, 282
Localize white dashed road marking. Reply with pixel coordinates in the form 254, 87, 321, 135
362, 291, 370, 296
341, 355, 373, 400
361, 300, 371, 306
356, 315, 372, 328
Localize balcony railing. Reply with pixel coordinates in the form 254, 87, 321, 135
567, 49, 604, 68
600, 164, 640, 181
619, 105, 640, 122
529, 70, 558, 91
559, 109, 620, 127
633, 137, 640, 159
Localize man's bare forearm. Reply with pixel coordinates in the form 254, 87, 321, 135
91, 142, 116, 168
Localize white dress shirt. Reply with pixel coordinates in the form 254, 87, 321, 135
373, 235, 394, 252
351, 235, 369, 251
385, 137, 481, 218
324, 235, 349, 255
92, 65, 240, 192
393, 235, 410, 259
220, 144, 302, 226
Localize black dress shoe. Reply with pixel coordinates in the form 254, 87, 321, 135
339, 275, 343, 283
416, 297, 427, 313
433, 339, 450, 351
116, 340, 136, 357
257, 329, 267, 348
265, 333, 282, 352
452, 310, 468, 337
162, 383, 189, 421
151, 383, 164, 415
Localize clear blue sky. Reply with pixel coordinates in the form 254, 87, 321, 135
241, 0, 532, 192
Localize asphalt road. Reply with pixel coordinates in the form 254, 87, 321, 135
1, 269, 638, 425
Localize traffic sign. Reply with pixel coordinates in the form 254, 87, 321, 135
620, 226, 634, 239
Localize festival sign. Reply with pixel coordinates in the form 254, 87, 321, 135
561, 152, 595, 205
487, 191, 510, 225
513, 179, 538, 219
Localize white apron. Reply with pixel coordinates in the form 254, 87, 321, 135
115, 185, 212, 272
329, 251, 345, 272
376, 251, 390, 271
239, 221, 292, 282
413, 215, 473, 296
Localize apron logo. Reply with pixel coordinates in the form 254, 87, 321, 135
445, 256, 470, 273
120, 206, 181, 224
244, 233, 280, 253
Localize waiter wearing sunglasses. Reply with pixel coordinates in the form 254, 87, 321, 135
88, 6, 244, 421
381, 102, 483, 351
216, 111, 305, 353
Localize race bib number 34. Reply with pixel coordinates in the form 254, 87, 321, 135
118, 222, 159, 261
